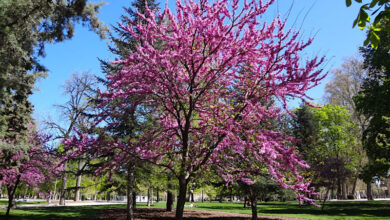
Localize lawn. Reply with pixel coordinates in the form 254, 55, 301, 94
0, 201, 389, 219
0, 200, 47, 206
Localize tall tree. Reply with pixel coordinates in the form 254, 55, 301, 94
0, 3, 107, 204
324, 57, 368, 199
354, 29, 390, 199
312, 104, 360, 200
45, 72, 98, 205
87, 1, 325, 219
99, 1, 160, 219
292, 104, 361, 201
292, 104, 319, 162
0, 0, 107, 143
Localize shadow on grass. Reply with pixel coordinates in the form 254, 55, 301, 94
257, 201, 390, 218
0, 205, 125, 220
190, 201, 390, 218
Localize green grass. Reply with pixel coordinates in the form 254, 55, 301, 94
0, 201, 389, 219
0, 204, 125, 220
195, 201, 390, 219
141, 201, 390, 219
0, 200, 48, 206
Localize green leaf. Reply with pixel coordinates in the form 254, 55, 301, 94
353, 18, 359, 27
370, 31, 380, 49
372, 26, 382, 32
346, 0, 352, 7
370, 0, 379, 8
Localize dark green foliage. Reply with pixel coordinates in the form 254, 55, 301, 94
291, 104, 319, 162
238, 176, 296, 203
0, 0, 107, 140
100, 0, 160, 75
354, 30, 390, 179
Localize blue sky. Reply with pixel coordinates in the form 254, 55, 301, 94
30, 0, 366, 123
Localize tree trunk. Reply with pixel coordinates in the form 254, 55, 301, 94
342, 181, 348, 200
330, 187, 334, 200
6, 176, 20, 217
190, 190, 194, 203
321, 186, 331, 211
244, 197, 247, 208
175, 176, 189, 220
147, 188, 152, 207
59, 160, 68, 205
132, 191, 137, 210
156, 190, 159, 202
250, 196, 257, 220
151, 188, 154, 204
166, 176, 174, 212
367, 182, 374, 200
126, 163, 135, 220
337, 177, 342, 200
219, 186, 224, 203
23, 187, 28, 199
201, 190, 204, 203
53, 179, 57, 201
74, 159, 83, 201
351, 176, 358, 198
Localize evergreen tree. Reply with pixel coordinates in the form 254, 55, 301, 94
0, 0, 107, 141
98, 1, 160, 219
292, 103, 319, 162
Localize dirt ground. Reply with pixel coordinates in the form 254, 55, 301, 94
97, 208, 302, 220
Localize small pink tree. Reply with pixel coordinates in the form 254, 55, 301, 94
70, 0, 325, 219
0, 127, 58, 217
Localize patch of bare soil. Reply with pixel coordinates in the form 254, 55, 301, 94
96, 208, 302, 220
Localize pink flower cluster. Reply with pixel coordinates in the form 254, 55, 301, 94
0, 128, 59, 188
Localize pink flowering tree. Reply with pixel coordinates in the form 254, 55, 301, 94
67, 0, 325, 219
0, 127, 58, 217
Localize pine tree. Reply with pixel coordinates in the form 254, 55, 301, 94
0, 0, 107, 141
98, 1, 160, 219
292, 104, 319, 161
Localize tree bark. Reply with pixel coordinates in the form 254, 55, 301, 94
175, 176, 189, 220
132, 191, 137, 210
190, 189, 194, 203
250, 195, 257, 220
52, 179, 57, 201
337, 177, 342, 199
147, 188, 152, 207
219, 186, 224, 203
321, 186, 331, 211
6, 176, 20, 217
74, 159, 83, 201
166, 176, 174, 211
59, 160, 68, 205
351, 176, 358, 198
342, 181, 348, 200
367, 182, 374, 200
126, 163, 135, 220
